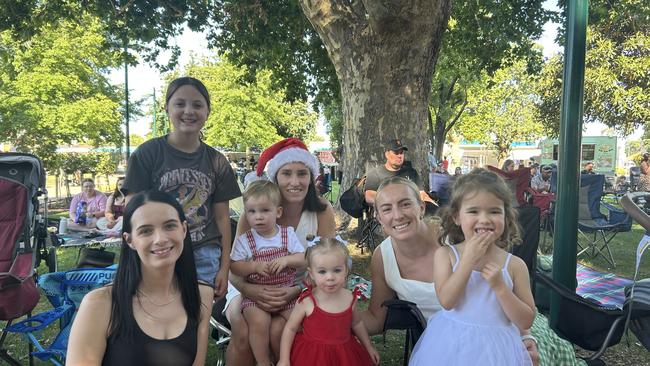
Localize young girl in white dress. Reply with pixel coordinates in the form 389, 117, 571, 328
409, 168, 535, 366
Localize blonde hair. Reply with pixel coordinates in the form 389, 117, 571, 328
375, 176, 422, 205
439, 168, 521, 250
305, 237, 351, 285
242, 180, 281, 206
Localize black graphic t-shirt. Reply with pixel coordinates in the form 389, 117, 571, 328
124, 136, 241, 248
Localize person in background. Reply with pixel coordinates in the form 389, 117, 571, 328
530, 163, 539, 179
581, 161, 595, 175
637, 153, 650, 192
363, 138, 430, 206
501, 159, 516, 173
531, 166, 552, 194
96, 177, 126, 231
454, 167, 463, 177
67, 178, 107, 232
66, 190, 213, 366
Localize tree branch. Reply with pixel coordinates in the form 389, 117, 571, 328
445, 99, 468, 134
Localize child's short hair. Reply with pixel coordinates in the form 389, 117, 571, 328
305, 237, 351, 273
242, 180, 281, 206
439, 168, 521, 250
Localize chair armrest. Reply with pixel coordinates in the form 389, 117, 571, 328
4, 304, 74, 333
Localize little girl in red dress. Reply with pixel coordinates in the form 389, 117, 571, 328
277, 237, 380, 366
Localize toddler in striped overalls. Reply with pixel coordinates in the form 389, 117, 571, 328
230, 180, 307, 366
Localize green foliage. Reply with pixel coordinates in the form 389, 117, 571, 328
129, 134, 145, 146
0, 15, 124, 163
538, 0, 649, 136
459, 61, 544, 160
152, 59, 317, 150
428, 0, 553, 159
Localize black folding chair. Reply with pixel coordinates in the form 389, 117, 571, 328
209, 297, 231, 366
381, 299, 427, 366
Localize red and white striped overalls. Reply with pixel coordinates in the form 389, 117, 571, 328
241, 226, 297, 311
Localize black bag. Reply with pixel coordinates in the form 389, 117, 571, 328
340, 176, 367, 218
76, 247, 115, 268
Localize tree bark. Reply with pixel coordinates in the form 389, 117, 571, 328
299, 0, 451, 190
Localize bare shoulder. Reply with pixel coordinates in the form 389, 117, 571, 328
507, 254, 530, 274
82, 285, 113, 307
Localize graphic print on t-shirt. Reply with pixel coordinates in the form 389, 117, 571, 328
159, 168, 213, 243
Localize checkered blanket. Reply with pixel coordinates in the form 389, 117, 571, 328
576, 263, 632, 309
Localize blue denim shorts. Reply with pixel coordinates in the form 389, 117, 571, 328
193, 244, 221, 285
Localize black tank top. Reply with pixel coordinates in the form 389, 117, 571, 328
102, 313, 197, 366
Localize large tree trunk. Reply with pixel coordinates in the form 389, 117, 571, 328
300, 0, 451, 190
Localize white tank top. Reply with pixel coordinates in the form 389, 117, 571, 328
379, 237, 441, 320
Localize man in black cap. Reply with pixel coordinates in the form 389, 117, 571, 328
364, 139, 425, 206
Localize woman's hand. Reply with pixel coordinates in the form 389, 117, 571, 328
277, 360, 290, 366
523, 338, 540, 366
246, 285, 299, 313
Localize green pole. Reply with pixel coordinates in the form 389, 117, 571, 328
152, 88, 157, 138
550, 0, 589, 328
124, 39, 130, 161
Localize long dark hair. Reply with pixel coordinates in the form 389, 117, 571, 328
304, 174, 327, 212
108, 190, 201, 342
112, 177, 125, 198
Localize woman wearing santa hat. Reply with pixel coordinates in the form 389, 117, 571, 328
225, 138, 336, 365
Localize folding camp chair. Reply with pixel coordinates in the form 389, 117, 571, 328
534, 192, 650, 360
4, 267, 115, 366
357, 207, 381, 254
209, 297, 230, 366
428, 172, 453, 206
381, 299, 427, 366
577, 174, 632, 267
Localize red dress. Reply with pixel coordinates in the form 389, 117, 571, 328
290, 288, 374, 366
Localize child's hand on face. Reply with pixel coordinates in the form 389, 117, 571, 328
481, 262, 506, 291
463, 231, 493, 267
268, 257, 288, 274
367, 345, 381, 365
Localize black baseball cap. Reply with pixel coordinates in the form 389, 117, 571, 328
386, 139, 408, 151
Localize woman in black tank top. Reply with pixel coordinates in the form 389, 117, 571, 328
67, 190, 213, 366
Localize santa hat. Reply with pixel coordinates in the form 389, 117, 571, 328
257, 138, 319, 182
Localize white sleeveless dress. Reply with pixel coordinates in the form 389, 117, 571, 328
409, 246, 532, 366
379, 237, 441, 320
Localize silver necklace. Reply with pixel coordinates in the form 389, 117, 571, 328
136, 288, 178, 307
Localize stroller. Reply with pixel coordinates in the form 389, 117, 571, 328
0, 152, 58, 365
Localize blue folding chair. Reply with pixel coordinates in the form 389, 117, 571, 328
5, 267, 115, 365
577, 174, 633, 267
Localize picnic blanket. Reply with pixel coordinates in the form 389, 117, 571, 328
576, 263, 632, 309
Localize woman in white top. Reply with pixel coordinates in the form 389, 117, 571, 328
359, 177, 540, 365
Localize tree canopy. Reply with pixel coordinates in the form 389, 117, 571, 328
538, 0, 649, 136
149, 58, 317, 151
459, 61, 545, 161
0, 15, 124, 168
